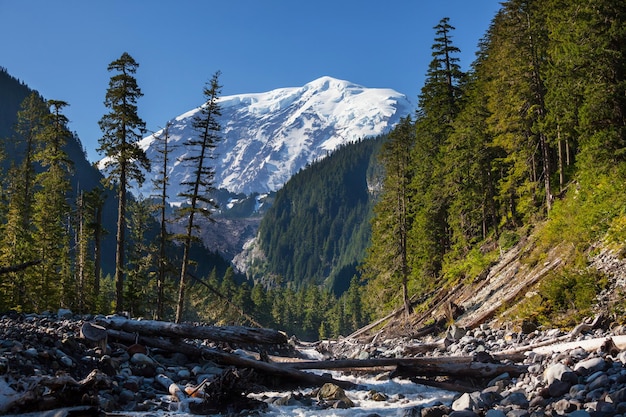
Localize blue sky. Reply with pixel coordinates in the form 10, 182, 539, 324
0, 0, 502, 162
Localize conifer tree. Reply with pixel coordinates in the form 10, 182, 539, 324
408, 17, 464, 286
361, 117, 414, 316
482, 2, 552, 224
83, 187, 106, 310
557, 0, 626, 177
175, 71, 222, 322
126, 196, 156, 317
442, 49, 501, 259
151, 122, 175, 320
74, 190, 89, 312
32, 100, 73, 310
98, 52, 150, 312
0, 93, 46, 310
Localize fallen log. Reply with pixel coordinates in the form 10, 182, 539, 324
403, 339, 447, 355
106, 328, 357, 390
155, 373, 186, 401
391, 361, 528, 379
531, 335, 626, 355
97, 317, 287, 346
286, 355, 527, 378
459, 257, 562, 329
492, 315, 611, 359
286, 355, 476, 370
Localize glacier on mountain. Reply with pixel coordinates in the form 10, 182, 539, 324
132, 76, 414, 199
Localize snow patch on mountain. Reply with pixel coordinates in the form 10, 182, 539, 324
125, 76, 414, 199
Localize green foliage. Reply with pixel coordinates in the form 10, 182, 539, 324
363, 1, 626, 326
257, 137, 382, 293
98, 52, 150, 312
441, 246, 498, 284
361, 117, 414, 314
175, 71, 223, 323
2, 0, 626, 336
538, 169, 626, 257
541, 270, 603, 313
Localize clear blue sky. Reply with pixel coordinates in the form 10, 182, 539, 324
0, 0, 502, 162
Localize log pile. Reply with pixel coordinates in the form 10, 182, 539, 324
3, 312, 619, 415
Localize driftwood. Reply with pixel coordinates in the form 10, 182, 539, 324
0, 370, 109, 414
403, 340, 447, 354
460, 257, 563, 329
391, 361, 528, 379
106, 328, 357, 390
287, 355, 527, 378
97, 317, 287, 346
155, 373, 186, 401
531, 335, 626, 356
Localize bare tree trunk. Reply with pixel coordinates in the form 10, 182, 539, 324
98, 317, 287, 345
106, 328, 355, 389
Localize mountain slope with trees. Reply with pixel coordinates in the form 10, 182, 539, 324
242, 136, 383, 295
362, 0, 626, 331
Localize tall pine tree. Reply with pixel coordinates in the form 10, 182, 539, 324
408, 17, 464, 286
98, 52, 150, 312
0, 93, 46, 310
361, 117, 414, 316
175, 71, 222, 323
31, 100, 73, 310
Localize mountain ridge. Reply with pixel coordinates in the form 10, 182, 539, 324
127, 76, 414, 199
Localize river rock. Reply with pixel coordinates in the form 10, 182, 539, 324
587, 373, 609, 391
543, 363, 574, 384
547, 379, 571, 397
317, 383, 354, 408
130, 353, 154, 366
500, 391, 529, 408
420, 404, 451, 417
448, 411, 479, 417
484, 410, 506, 417
566, 411, 591, 417
574, 357, 607, 374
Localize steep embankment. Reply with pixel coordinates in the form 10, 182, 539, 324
370, 233, 626, 339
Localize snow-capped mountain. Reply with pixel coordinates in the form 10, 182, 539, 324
131, 76, 413, 200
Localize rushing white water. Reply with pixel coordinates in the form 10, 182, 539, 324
108, 376, 454, 417
253, 374, 455, 417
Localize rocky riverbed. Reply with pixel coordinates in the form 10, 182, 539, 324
1, 311, 626, 417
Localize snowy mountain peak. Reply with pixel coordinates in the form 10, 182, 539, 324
133, 76, 414, 199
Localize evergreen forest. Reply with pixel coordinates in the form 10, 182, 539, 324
361, 1, 626, 326
1, 0, 625, 341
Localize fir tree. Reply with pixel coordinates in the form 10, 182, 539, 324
98, 52, 150, 312
361, 117, 414, 316
0, 93, 47, 310
83, 187, 107, 311
126, 196, 156, 317
408, 17, 464, 287
175, 71, 222, 322
150, 122, 176, 320
31, 100, 73, 310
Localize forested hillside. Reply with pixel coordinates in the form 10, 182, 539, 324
362, 1, 626, 328
0, 65, 371, 340
0, 66, 238, 321
250, 137, 383, 294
